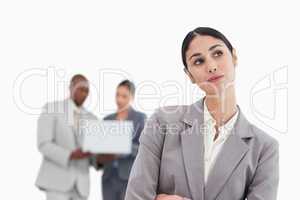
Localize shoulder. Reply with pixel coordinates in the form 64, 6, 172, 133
242, 122, 280, 173
82, 109, 98, 120
239, 114, 279, 158
247, 122, 279, 153
132, 109, 147, 120
41, 100, 65, 113
143, 105, 189, 135
139, 105, 188, 154
235, 109, 279, 151
103, 113, 116, 120
43, 100, 63, 107
150, 105, 189, 124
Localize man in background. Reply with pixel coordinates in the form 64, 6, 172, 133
35, 74, 97, 200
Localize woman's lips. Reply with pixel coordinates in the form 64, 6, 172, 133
207, 75, 224, 82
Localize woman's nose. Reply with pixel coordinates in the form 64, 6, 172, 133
206, 58, 218, 73
208, 66, 217, 73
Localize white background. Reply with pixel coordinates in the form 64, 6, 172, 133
0, 0, 298, 199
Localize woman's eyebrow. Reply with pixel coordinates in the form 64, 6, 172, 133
189, 53, 202, 60
209, 44, 223, 51
189, 44, 223, 60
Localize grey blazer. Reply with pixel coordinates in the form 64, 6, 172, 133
125, 98, 279, 200
35, 99, 97, 197
102, 107, 147, 180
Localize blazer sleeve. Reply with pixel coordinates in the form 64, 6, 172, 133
37, 103, 72, 168
131, 113, 147, 158
246, 140, 279, 200
118, 112, 147, 159
87, 113, 103, 170
125, 110, 165, 200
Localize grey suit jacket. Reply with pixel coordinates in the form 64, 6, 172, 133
35, 99, 97, 197
125, 98, 279, 200
102, 107, 147, 181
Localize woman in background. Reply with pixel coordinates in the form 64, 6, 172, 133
97, 80, 147, 200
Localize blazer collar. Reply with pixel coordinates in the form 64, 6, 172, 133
181, 97, 254, 139
127, 106, 135, 120
180, 97, 254, 200
63, 98, 89, 130
110, 106, 135, 120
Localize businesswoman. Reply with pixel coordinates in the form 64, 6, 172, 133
97, 80, 147, 200
125, 27, 279, 200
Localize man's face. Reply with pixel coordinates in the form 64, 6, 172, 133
70, 80, 89, 106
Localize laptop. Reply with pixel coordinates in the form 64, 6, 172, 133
81, 120, 133, 154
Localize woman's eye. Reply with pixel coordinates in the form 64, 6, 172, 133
213, 50, 223, 57
194, 58, 204, 65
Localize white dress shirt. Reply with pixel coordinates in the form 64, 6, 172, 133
68, 98, 84, 147
203, 100, 239, 184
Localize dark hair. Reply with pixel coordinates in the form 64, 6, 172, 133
181, 27, 233, 69
118, 79, 135, 96
70, 74, 88, 87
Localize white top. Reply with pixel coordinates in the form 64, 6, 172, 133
67, 98, 83, 127
203, 100, 239, 184
68, 98, 84, 147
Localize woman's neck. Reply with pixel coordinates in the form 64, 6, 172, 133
116, 107, 130, 120
205, 86, 237, 127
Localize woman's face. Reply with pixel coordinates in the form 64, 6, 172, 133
185, 35, 237, 95
115, 86, 133, 111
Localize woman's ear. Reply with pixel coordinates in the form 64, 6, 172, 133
184, 68, 196, 84
232, 48, 238, 67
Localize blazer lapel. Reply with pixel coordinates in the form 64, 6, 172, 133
204, 109, 254, 200
127, 106, 135, 120
180, 99, 205, 200
64, 99, 77, 148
